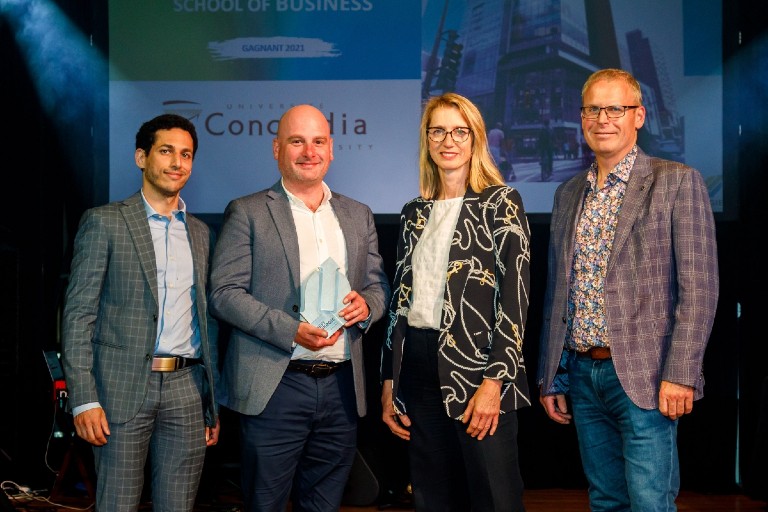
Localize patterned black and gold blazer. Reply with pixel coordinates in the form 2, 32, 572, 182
382, 185, 532, 420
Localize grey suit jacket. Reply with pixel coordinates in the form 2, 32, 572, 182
537, 148, 719, 410
209, 181, 390, 417
62, 192, 219, 425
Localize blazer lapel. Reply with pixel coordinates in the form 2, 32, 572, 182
266, 183, 301, 292
330, 197, 361, 287
121, 192, 159, 307
560, 174, 588, 278
187, 218, 207, 299
608, 150, 654, 272
446, 188, 480, 264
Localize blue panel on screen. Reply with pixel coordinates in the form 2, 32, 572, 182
683, 0, 722, 75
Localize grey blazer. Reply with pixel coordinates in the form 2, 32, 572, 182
62, 192, 219, 425
209, 181, 390, 417
537, 148, 719, 410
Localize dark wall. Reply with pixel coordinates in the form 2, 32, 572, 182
1, 0, 766, 502
1, 6, 76, 488
0, 0, 102, 489
732, 1, 768, 500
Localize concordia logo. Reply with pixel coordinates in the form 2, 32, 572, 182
161, 99, 369, 140
162, 100, 203, 121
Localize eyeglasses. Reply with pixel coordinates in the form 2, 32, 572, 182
580, 105, 639, 119
426, 127, 472, 143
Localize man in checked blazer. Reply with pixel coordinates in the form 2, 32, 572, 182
537, 68, 719, 511
209, 104, 389, 512
62, 114, 219, 511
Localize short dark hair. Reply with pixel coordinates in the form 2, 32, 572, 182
135, 114, 199, 157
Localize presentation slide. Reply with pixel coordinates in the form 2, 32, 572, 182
108, 0, 722, 215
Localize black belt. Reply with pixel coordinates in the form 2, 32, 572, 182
152, 355, 203, 372
287, 359, 351, 378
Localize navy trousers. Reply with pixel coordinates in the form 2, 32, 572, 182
239, 364, 358, 512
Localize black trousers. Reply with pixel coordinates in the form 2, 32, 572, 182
400, 327, 526, 512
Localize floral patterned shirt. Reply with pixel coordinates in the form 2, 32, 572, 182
566, 145, 638, 351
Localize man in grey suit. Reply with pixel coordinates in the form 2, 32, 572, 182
62, 114, 220, 511
537, 69, 719, 511
209, 104, 390, 512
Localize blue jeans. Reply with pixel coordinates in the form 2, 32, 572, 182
568, 353, 679, 512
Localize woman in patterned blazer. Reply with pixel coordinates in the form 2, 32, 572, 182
381, 92, 531, 512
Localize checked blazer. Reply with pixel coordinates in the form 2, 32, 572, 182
62, 191, 219, 426
382, 185, 532, 420
536, 148, 719, 410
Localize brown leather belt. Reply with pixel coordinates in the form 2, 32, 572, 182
575, 346, 611, 360
287, 359, 351, 378
151, 356, 203, 372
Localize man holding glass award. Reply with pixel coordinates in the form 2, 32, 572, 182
209, 104, 390, 512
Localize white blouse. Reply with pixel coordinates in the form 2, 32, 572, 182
407, 197, 463, 329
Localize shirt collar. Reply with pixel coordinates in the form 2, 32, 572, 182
587, 144, 638, 189
281, 179, 333, 211
140, 190, 187, 221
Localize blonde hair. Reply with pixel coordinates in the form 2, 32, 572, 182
582, 68, 643, 105
418, 93, 505, 200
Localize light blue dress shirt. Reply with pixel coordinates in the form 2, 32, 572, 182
146, 196, 200, 358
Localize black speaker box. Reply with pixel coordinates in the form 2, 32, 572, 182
342, 448, 379, 506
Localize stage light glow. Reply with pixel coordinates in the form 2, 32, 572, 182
1, 0, 107, 129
